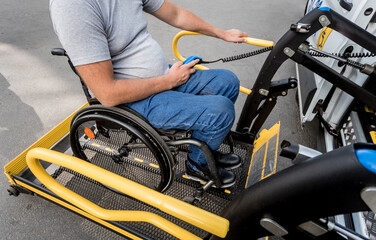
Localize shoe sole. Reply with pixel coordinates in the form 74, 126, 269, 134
221, 162, 242, 171
184, 172, 236, 188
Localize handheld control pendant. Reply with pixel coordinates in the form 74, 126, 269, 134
183, 56, 202, 64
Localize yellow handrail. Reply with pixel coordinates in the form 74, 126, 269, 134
172, 31, 274, 95
26, 148, 229, 239
172, 31, 208, 70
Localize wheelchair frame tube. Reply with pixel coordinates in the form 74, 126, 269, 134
236, 8, 376, 139
166, 139, 221, 187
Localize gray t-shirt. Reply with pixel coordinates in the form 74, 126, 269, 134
50, 0, 169, 80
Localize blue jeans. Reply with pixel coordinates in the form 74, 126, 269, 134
126, 69, 240, 171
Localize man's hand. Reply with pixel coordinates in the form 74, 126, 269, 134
220, 29, 249, 43
166, 59, 199, 88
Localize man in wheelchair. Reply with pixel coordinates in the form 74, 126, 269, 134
50, 0, 247, 187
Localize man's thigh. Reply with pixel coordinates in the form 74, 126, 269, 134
126, 90, 234, 131
176, 69, 239, 102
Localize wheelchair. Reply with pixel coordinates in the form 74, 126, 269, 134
51, 48, 241, 201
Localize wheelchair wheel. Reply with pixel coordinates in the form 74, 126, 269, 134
70, 105, 175, 192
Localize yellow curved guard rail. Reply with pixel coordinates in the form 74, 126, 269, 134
172, 31, 274, 95
172, 31, 208, 71
26, 148, 229, 240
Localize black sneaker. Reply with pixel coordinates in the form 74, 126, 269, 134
185, 161, 236, 188
215, 152, 241, 170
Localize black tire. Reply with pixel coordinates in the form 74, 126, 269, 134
70, 105, 175, 192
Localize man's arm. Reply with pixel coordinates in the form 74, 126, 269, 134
76, 59, 199, 107
151, 0, 248, 43
75, 0, 245, 108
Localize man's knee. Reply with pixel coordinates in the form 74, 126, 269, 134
215, 68, 239, 83
216, 69, 240, 100
205, 96, 235, 130
223, 69, 240, 85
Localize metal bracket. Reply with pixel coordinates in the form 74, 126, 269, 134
315, 103, 339, 137
7, 185, 34, 197
291, 23, 311, 33
259, 89, 269, 96
269, 77, 298, 97
319, 15, 331, 27
360, 64, 375, 75
361, 187, 376, 212
284, 47, 295, 57
298, 43, 310, 53
260, 218, 288, 237
299, 221, 328, 236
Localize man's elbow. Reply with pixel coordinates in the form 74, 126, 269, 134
99, 100, 116, 108
96, 92, 119, 108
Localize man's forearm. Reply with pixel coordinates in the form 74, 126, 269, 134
152, 0, 247, 43
101, 75, 173, 107
171, 7, 225, 39
76, 59, 198, 107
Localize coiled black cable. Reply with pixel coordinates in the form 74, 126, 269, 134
201, 46, 373, 72
309, 50, 375, 70
221, 46, 274, 62
343, 52, 376, 58
346, 59, 365, 70
201, 46, 274, 64
309, 51, 375, 59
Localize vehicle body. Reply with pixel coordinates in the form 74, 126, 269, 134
296, 0, 376, 238
297, 0, 376, 151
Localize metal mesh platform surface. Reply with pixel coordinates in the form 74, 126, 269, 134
49, 139, 253, 240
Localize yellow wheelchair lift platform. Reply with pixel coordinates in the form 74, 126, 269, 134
4, 33, 280, 239
4, 103, 281, 240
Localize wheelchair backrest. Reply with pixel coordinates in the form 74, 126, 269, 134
51, 48, 98, 105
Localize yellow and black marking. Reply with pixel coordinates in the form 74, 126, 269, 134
245, 122, 280, 188
365, 106, 375, 113
317, 27, 333, 50
371, 131, 376, 144
85, 140, 160, 169
88, 142, 117, 154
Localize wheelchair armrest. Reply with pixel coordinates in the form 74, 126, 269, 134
51, 48, 67, 57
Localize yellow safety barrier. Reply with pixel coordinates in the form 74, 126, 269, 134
26, 148, 229, 240
172, 31, 274, 95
